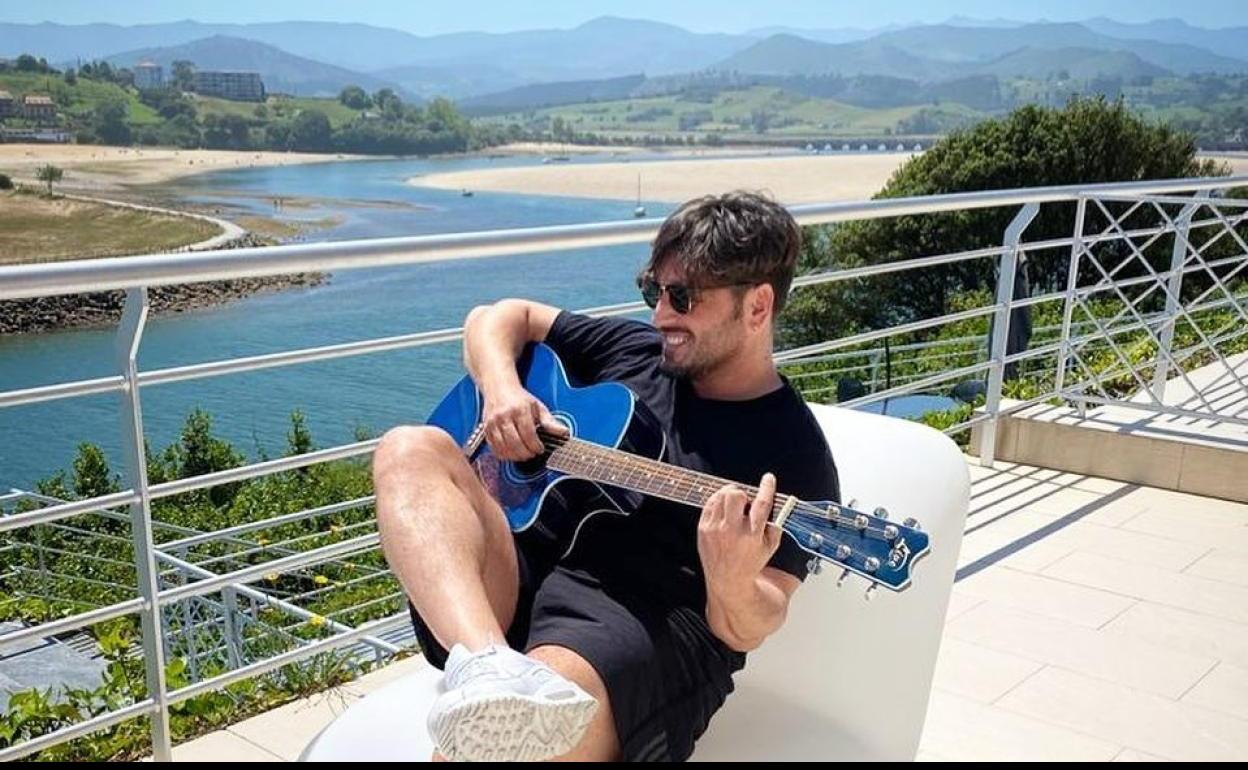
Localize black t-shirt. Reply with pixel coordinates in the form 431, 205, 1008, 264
543, 311, 841, 606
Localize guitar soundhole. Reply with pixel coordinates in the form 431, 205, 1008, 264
514, 456, 549, 477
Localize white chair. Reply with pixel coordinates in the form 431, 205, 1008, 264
301, 404, 970, 762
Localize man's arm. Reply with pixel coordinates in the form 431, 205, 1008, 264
462, 299, 564, 461
698, 473, 801, 652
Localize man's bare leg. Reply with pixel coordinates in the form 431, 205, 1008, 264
374, 425, 519, 653
375, 425, 606, 761
529, 646, 621, 761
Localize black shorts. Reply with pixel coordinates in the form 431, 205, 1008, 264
407, 536, 745, 762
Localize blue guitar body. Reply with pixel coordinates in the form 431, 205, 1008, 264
427, 343, 665, 561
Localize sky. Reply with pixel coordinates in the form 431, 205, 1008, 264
1, 0, 1243, 34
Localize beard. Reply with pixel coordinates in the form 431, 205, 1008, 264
659, 322, 742, 381
657, 291, 747, 380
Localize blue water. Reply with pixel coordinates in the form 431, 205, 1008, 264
0, 152, 954, 491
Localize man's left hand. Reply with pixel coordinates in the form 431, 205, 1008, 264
697, 473, 783, 599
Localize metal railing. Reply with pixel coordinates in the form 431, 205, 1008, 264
1, 173, 1246, 761
1055, 192, 1248, 423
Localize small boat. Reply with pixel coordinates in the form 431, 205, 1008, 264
461, 189, 474, 197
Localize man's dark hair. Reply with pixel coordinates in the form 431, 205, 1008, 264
644, 190, 802, 315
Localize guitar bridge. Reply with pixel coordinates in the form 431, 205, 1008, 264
463, 423, 487, 459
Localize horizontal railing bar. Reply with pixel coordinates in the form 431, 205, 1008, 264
0, 375, 126, 410
148, 440, 378, 500
0, 699, 157, 763
775, 305, 1001, 363
0, 597, 145, 650
160, 496, 376, 551
158, 534, 380, 605
0, 491, 139, 534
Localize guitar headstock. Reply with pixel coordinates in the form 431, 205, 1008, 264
778, 499, 929, 596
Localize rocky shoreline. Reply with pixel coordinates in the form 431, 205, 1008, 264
1, 234, 325, 336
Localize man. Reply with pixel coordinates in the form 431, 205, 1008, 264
374, 191, 840, 762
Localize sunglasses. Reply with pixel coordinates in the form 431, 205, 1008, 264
637, 276, 753, 314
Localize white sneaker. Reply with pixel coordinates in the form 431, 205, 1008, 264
427, 643, 598, 762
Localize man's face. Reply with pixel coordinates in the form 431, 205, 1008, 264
651, 261, 751, 381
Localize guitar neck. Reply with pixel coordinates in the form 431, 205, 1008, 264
544, 434, 803, 522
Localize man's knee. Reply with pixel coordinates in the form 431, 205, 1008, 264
374, 425, 460, 477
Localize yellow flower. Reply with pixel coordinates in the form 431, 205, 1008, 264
308, 614, 325, 627
264, 572, 279, 583
313, 575, 329, 586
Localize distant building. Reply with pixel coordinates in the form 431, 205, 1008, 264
134, 61, 164, 90
0, 90, 14, 119
192, 71, 265, 102
22, 95, 56, 123
0, 127, 72, 143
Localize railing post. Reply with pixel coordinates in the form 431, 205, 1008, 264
980, 202, 1039, 467
115, 287, 173, 762
1056, 197, 1088, 411
1150, 193, 1207, 403
180, 593, 202, 683
222, 586, 244, 669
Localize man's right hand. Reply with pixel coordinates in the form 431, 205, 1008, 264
481, 384, 568, 461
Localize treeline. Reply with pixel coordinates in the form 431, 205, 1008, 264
132, 86, 484, 154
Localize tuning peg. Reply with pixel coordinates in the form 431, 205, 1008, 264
873, 506, 889, 520
864, 556, 881, 573
837, 568, 852, 587
806, 557, 823, 576
884, 524, 899, 541
903, 517, 921, 531
835, 544, 851, 561
864, 583, 879, 601
846, 498, 859, 509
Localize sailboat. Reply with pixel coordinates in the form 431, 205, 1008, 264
633, 173, 646, 218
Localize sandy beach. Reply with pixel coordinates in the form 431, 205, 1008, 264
1208, 153, 1248, 177
0, 144, 367, 191
411, 153, 915, 204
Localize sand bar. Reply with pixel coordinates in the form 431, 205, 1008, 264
0, 144, 367, 190
412, 153, 916, 204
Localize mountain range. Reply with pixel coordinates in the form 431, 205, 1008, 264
2, 16, 1245, 101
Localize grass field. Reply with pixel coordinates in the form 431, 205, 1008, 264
195, 93, 364, 129
480, 85, 984, 140
0, 191, 220, 264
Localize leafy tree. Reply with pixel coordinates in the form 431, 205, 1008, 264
291, 109, 332, 151
35, 164, 63, 194
72, 443, 119, 499
373, 88, 401, 113
91, 100, 131, 145
171, 408, 244, 506
781, 97, 1228, 348
287, 410, 313, 456
338, 85, 372, 110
